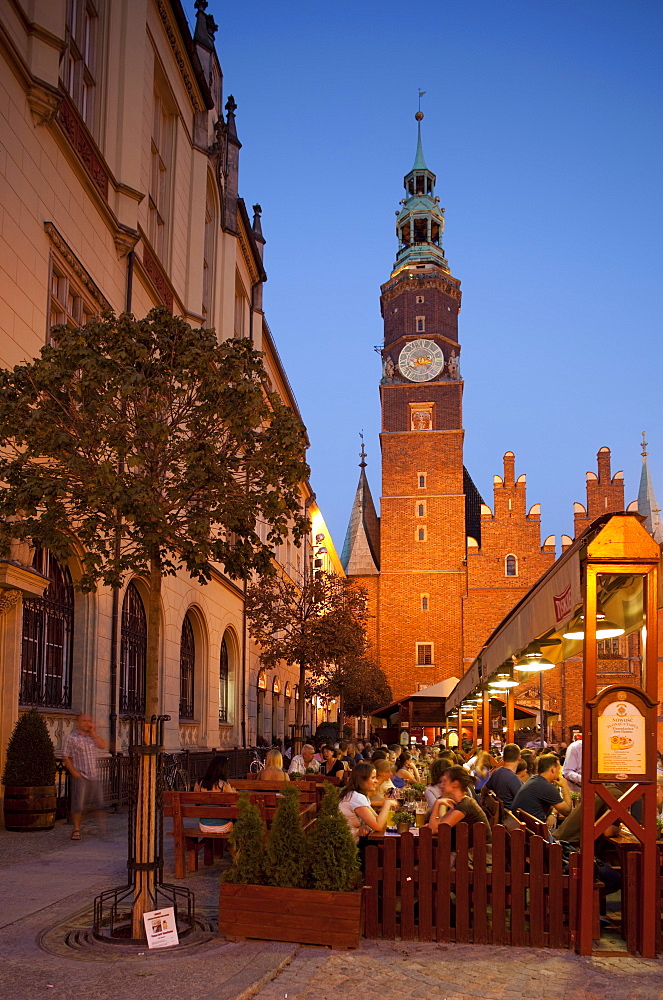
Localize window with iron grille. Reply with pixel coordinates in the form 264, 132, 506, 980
219, 636, 229, 723
179, 615, 195, 719
119, 582, 146, 715
20, 548, 74, 709
417, 643, 433, 665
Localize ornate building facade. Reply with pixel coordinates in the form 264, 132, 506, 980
0, 0, 339, 776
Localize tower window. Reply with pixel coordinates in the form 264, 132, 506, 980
417, 643, 433, 665
418, 474, 426, 489
417, 527, 427, 542
505, 554, 518, 577
416, 295, 424, 304
416, 316, 425, 332
421, 594, 429, 611
417, 503, 425, 517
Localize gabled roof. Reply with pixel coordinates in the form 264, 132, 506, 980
340, 464, 380, 575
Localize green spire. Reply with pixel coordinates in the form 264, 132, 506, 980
412, 120, 428, 171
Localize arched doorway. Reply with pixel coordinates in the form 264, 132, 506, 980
20, 548, 74, 708
119, 582, 147, 715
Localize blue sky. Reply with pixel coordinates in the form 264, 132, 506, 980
205, 0, 663, 554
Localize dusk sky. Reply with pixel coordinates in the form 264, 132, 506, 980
203, 0, 663, 555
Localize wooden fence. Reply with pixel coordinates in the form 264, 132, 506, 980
364, 824, 589, 948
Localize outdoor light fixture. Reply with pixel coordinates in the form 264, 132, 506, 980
514, 644, 555, 672
488, 672, 519, 689
562, 608, 624, 641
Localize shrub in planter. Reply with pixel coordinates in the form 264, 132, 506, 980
304, 783, 360, 891
265, 784, 306, 888
392, 810, 413, 833
223, 793, 267, 885
2, 708, 57, 831
220, 780, 362, 948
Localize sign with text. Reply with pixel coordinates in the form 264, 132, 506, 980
143, 907, 179, 949
590, 685, 656, 783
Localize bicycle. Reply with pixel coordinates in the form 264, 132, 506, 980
162, 753, 191, 791
248, 745, 278, 774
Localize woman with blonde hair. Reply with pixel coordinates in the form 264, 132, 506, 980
259, 749, 288, 783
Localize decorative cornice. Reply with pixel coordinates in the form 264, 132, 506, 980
56, 93, 109, 200
27, 81, 62, 125
155, 0, 203, 113
113, 227, 140, 259
44, 222, 111, 311
381, 270, 462, 305
141, 242, 174, 311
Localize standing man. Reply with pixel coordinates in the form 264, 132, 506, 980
62, 714, 106, 840
562, 725, 583, 794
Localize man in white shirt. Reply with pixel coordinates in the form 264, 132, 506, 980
287, 743, 320, 775
562, 725, 583, 794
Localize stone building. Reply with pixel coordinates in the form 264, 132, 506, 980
341, 115, 660, 740
0, 0, 337, 773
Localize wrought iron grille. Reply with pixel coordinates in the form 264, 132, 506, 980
19, 548, 74, 708
119, 582, 147, 715
218, 635, 229, 723
179, 615, 195, 719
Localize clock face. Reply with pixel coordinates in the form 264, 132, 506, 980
398, 339, 444, 382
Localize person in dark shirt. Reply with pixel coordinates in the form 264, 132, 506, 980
511, 753, 572, 824
483, 742, 522, 811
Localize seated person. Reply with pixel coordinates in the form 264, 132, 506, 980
424, 756, 448, 811
483, 743, 522, 810
511, 753, 572, 824
194, 755, 236, 834
369, 758, 396, 806
320, 746, 347, 777
287, 744, 320, 775
427, 766, 492, 845
338, 762, 398, 843
259, 749, 288, 783
394, 751, 420, 784
515, 760, 529, 783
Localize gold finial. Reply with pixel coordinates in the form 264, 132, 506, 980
641, 431, 648, 457
416, 89, 426, 120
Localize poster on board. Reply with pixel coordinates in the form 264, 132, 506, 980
591, 685, 655, 783
143, 907, 179, 949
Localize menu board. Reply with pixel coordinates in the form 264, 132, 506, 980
591, 686, 654, 783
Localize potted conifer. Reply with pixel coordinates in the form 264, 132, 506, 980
219, 784, 363, 948
2, 708, 57, 831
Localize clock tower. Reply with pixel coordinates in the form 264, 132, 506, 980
377, 112, 468, 696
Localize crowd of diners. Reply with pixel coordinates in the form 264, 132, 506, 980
192, 735, 663, 890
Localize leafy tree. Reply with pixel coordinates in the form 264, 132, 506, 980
304, 783, 360, 891
223, 793, 268, 885
245, 571, 368, 744
0, 309, 308, 932
265, 783, 306, 888
311, 656, 392, 735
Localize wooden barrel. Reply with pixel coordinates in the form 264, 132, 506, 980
3, 785, 57, 831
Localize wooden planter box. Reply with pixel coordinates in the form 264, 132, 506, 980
219, 882, 362, 949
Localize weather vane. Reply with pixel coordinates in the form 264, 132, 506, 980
416, 89, 426, 120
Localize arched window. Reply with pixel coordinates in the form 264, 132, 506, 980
20, 548, 74, 708
119, 582, 147, 715
219, 635, 229, 723
179, 615, 195, 719
505, 554, 518, 577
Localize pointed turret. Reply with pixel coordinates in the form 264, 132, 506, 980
637, 433, 663, 543
340, 443, 380, 575
393, 111, 448, 274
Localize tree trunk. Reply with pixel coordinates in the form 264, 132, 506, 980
337, 683, 344, 735
294, 659, 306, 754
131, 551, 162, 939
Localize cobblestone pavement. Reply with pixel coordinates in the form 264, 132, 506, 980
1, 814, 662, 1000
252, 941, 663, 1000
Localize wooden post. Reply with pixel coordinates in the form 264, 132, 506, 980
483, 690, 491, 750
472, 706, 478, 748
506, 689, 515, 743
